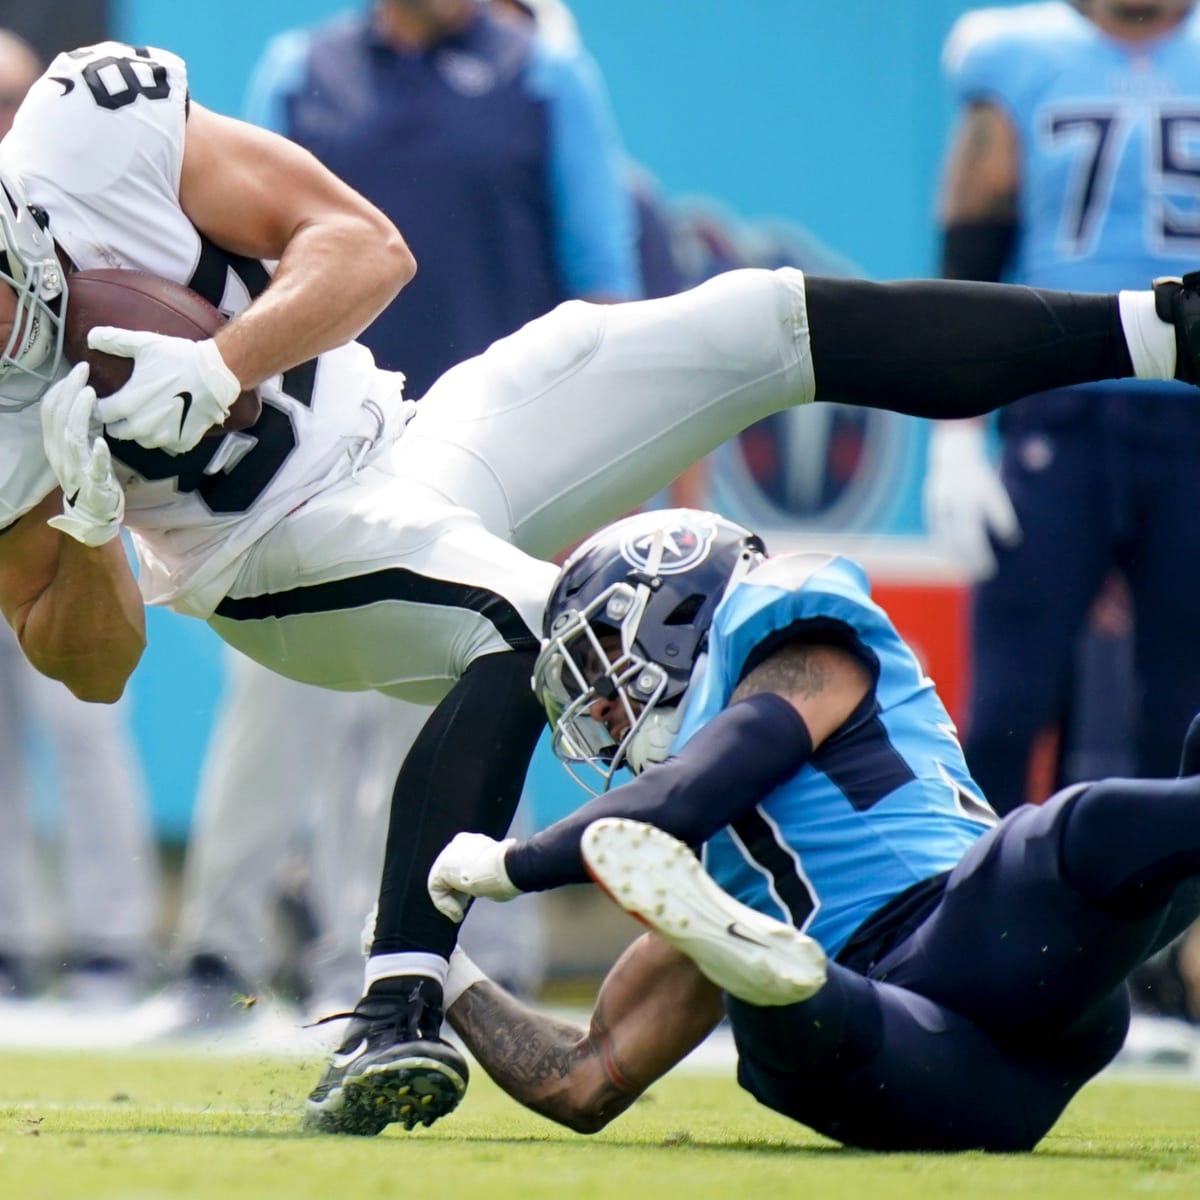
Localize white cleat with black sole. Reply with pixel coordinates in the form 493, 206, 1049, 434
581, 817, 828, 1006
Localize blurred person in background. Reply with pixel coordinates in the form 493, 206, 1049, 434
0, 26, 159, 1009
0, 622, 160, 1007
0, 27, 38, 139
0, 1, 107, 68
492, 0, 708, 508
924, 0, 1200, 1032
155, 0, 640, 1031
154, 658, 423, 1030
244, 0, 638, 396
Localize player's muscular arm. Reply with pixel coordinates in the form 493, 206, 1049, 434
448, 934, 723, 1133
177, 104, 417, 390
939, 100, 1020, 226
0, 493, 144, 702
730, 637, 873, 747
937, 100, 1019, 285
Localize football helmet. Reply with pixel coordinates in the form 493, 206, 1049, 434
0, 151, 67, 412
534, 508, 765, 793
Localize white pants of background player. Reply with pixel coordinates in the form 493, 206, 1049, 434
173, 651, 402, 1008
173, 654, 545, 1009
208, 268, 813, 695
0, 621, 160, 982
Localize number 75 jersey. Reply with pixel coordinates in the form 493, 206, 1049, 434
1, 43, 405, 617
944, 2, 1200, 291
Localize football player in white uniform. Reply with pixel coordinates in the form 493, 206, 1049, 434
0, 27, 162, 1010
1, 42, 1200, 1135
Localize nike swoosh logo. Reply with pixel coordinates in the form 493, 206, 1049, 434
66, 489, 80, 507
329, 1038, 368, 1070
726, 922, 768, 947
175, 391, 193, 436
50, 76, 75, 96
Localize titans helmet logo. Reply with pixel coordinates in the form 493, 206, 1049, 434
619, 518, 716, 575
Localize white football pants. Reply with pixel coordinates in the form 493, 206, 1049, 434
173, 651, 416, 999
209, 267, 813, 698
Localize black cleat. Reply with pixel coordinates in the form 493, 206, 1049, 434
303, 976, 468, 1136
1153, 272, 1200, 383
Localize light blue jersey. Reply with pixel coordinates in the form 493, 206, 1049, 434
945, 2, 1200, 292
678, 555, 996, 958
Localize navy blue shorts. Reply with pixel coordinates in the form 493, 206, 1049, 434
729, 785, 1192, 1150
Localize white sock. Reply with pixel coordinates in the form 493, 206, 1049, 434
444, 947, 488, 1009
364, 952, 448, 994
1118, 289, 1177, 379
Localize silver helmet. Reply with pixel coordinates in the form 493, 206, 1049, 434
0, 151, 66, 411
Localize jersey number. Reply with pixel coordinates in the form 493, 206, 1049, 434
107, 241, 318, 515
73, 47, 170, 111
1047, 107, 1200, 252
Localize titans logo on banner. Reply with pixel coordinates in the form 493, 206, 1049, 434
710, 404, 920, 534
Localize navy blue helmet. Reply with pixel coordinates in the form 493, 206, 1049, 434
534, 508, 765, 792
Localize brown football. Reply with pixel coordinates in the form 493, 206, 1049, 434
62, 268, 262, 433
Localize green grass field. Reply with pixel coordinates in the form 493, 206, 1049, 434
1, 1052, 1199, 1200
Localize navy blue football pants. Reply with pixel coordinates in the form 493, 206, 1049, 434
966, 394, 1200, 813
729, 774, 1200, 1151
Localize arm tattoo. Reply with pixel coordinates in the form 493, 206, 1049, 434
453, 984, 585, 1087
731, 640, 831, 706
450, 983, 637, 1130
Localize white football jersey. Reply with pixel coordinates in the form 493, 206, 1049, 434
1, 43, 408, 616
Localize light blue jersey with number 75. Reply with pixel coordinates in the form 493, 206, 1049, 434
945, 1, 1200, 292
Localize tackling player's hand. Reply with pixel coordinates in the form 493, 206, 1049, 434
427, 832, 520, 923
923, 420, 1020, 580
90, 328, 241, 453
40, 362, 125, 548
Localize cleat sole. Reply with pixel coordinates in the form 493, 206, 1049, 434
303, 1054, 468, 1137
581, 817, 827, 1007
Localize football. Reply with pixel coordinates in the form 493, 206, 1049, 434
62, 268, 262, 433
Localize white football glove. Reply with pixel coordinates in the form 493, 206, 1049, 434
40, 362, 125, 547
923, 420, 1020, 580
427, 832, 520, 923
90, 327, 241, 453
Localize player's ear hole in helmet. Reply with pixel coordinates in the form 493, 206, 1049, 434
534, 508, 765, 793
0, 152, 67, 412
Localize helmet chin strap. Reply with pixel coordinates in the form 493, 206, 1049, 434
624, 650, 708, 775
625, 708, 681, 774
